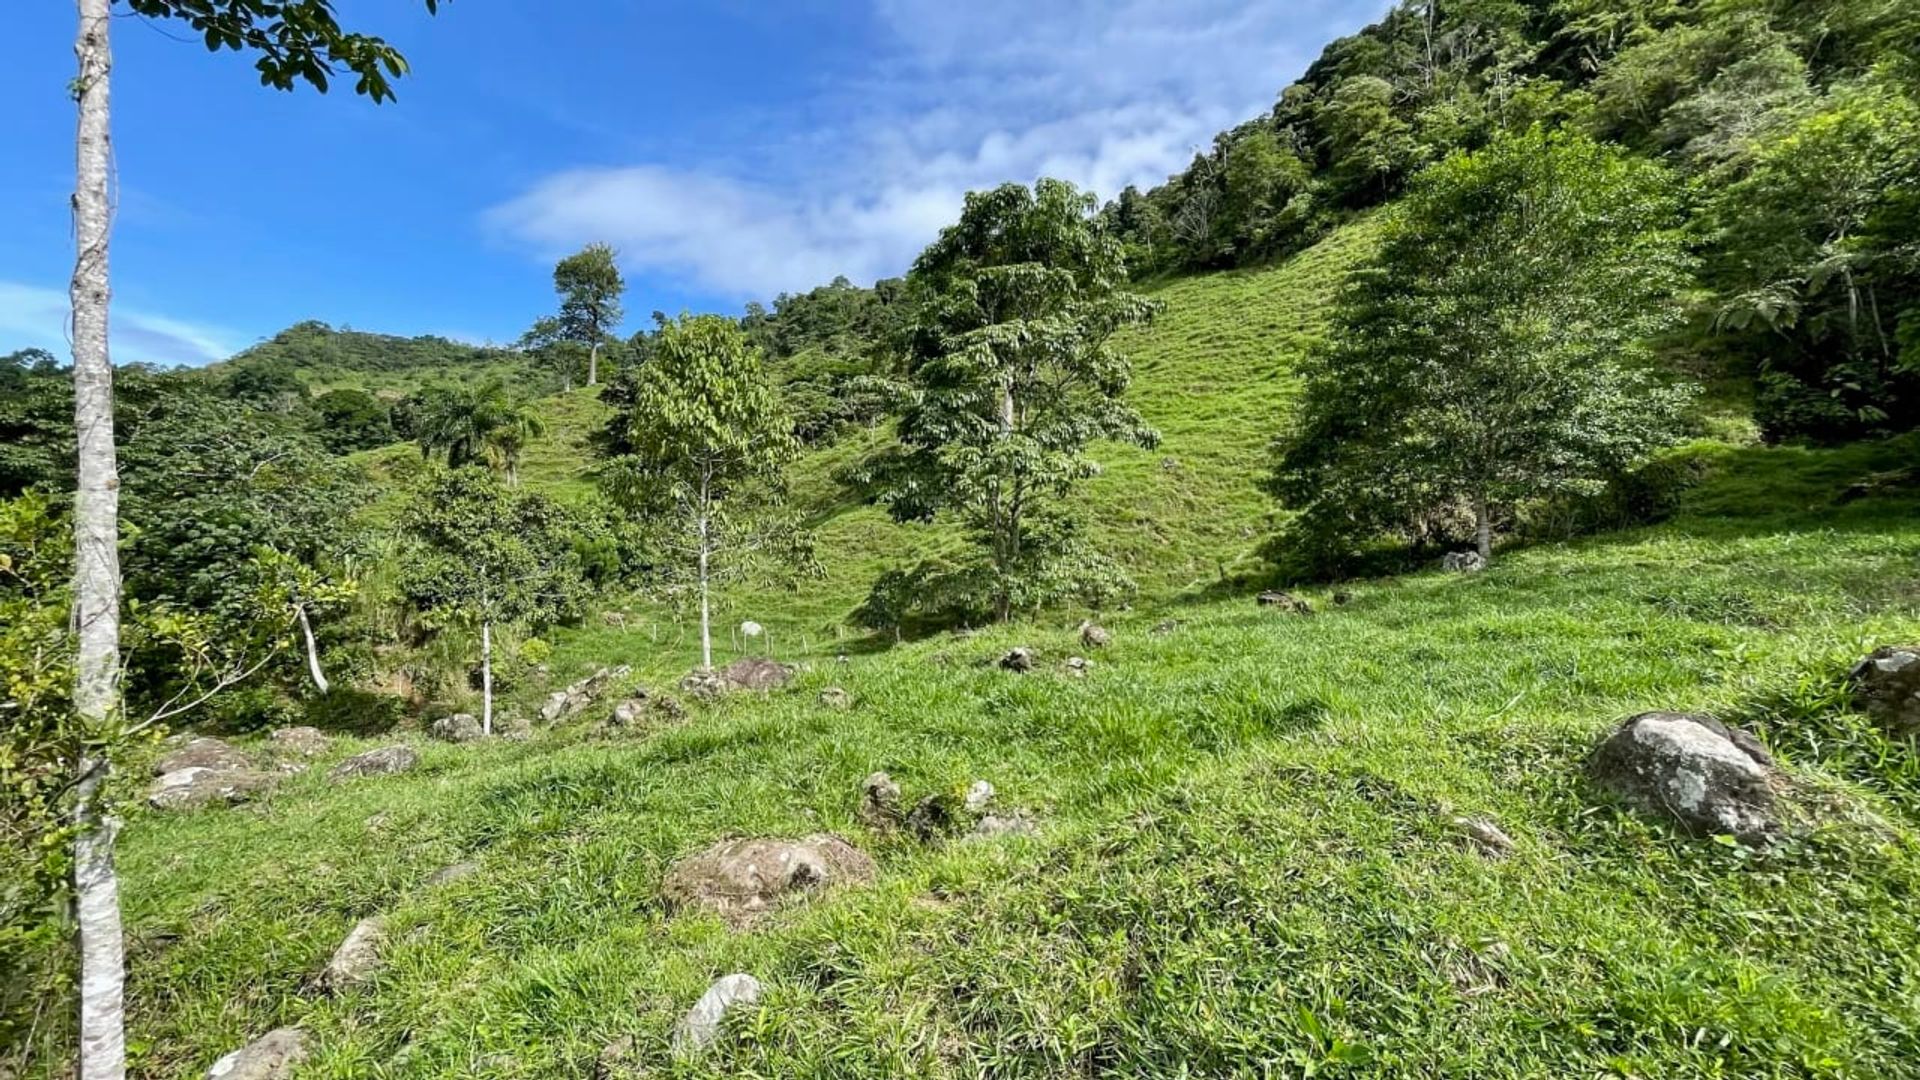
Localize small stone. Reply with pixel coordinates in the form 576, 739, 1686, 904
1850, 645, 1920, 743
205, 1026, 307, 1080
1591, 711, 1779, 843
678, 670, 728, 701
1150, 619, 1182, 636
998, 647, 1036, 673
426, 860, 480, 888
1442, 551, 1488, 573
1063, 656, 1092, 678
721, 657, 795, 692
973, 810, 1040, 838
267, 727, 329, 757
1079, 622, 1112, 649
964, 780, 996, 813
327, 745, 418, 783
1256, 591, 1313, 615
1452, 816, 1515, 858
1332, 591, 1353, 606
154, 736, 250, 776
857, 771, 902, 829
671, 973, 763, 1058
906, 794, 960, 840
662, 835, 876, 926
819, 686, 853, 710
147, 767, 274, 811
321, 917, 385, 992
428, 713, 485, 743
593, 1035, 636, 1080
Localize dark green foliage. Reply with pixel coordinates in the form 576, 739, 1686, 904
310, 386, 393, 453
741, 275, 913, 444
410, 378, 547, 483
122, 0, 443, 102
218, 320, 535, 401
1269, 129, 1696, 572
855, 179, 1158, 622
0, 351, 70, 497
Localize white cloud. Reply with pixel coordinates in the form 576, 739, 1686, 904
0, 281, 241, 367
486, 0, 1390, 301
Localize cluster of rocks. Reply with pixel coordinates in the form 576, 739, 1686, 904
147, 730, 331, 811
1443, 551, 1488, 573
680, 657, 797, 700
997, 646, 1098, 678
540, 665, 631, 724
661, 834, 876, 928
858, 772, 1039, 842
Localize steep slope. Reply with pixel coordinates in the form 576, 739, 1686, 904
100, 435, 1920, 1079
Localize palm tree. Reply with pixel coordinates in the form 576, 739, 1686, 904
416, 379, 546, 484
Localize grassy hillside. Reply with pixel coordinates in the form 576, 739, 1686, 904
217, 321, 541, 399
98, 432, 1920, 1079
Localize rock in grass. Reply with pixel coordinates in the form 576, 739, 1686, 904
973, 809, 1040, 839
1063, 656, 1093, 678
205, 1026, 306, 1080
998, 647, 1036, 673
722, 657, 796, 692
428, 713, 485, 743
856, 771, 902, 829
1332, 590, 1353, 606
540, 665, 631, 723
327, 745, 418, 783
819, 686, 853, 710
1079, 622, 1112, 649
1851, 645, 1920, 743
964, 780, 996, 813
671, 973, 764, 1058
1256, 591, 1313, 615
1591, 712, 1779, 843
678, 670, 729, 701
1150, 619, 1182, 636
268, 726, 329, 757
1443, 551, 1488, 573
147, 767, 275, 811
1452, 816, 1516, 858
321, 917, 385, 991
154, 736, 251, 776
593, 1035, 636, 1079
662, 835, 876, 927
426, 860, 480, 888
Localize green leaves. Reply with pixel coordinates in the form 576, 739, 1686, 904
123, 0, 444, 103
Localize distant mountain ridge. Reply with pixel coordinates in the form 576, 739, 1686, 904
214, 319, 541, 399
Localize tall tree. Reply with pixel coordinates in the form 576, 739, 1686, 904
413, 379, 546, 484
854, 179, 1158, 624
534, 243, 625, 388
61, 4, 439, 1078
600, 315, 802, 669
1270, 128, 1695, 569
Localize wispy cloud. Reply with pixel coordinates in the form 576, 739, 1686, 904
0, 281, 241, 367
487, 0, 1389, 301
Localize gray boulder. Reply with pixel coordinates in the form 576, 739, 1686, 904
964, 779, 996, 813
1443, 551, 1488, 573
1063, 656, 1093, 678
678, 670, 729, 701
205, 1027, 307, 1080
721, 657, 795, 692
267, 726, 329, 757
1256, 591, 1313, 615
321, 917, 385, 992
147, 766, 275, 811
1079, 622, 1112, 649
428, 713, 485, 743
154, 736, 250, 776
671, 973, 764, 1058
539, 665, 631, 723
662, 835, 876, 927
856, 771, 902, 830
327, 745, 418, 783
1591, 711, 1779, 843
819, 686, 853, 710
1452, 816, 1515, 858
973, 809, 1040, 839
998, 647, 1036, 673
1850, 645, 1920, 743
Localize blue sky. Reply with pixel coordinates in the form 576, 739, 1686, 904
0, 0, 1389, 367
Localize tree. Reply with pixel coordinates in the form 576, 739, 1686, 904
397, 468, 595, 731
311, 387, 393, 453
1270, 128, 1695, 569
61, 4, 439, 1078
599, 315, 802, 669
852, 179, 1158, 624
529, 243, 625, 389
414, 379, 546, 484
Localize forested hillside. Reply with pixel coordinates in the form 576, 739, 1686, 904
6, 0, 1920, 1077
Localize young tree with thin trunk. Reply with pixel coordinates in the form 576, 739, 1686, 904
1269, 128, 1695, 572
61, 4, 439, 1077
599, 316, 802, 670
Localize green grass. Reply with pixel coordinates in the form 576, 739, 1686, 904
71, 435, 1920, 1079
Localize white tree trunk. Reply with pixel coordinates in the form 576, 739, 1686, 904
697, 516, 712, 671
71, 3, 127, 1078
296, 604, 330, 695
1473, 492, 1493, 561
587, 340, 600, 387
480, 619, 493, 736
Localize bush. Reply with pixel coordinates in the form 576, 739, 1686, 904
301, 686, 408, 736
200, 686, 299, 734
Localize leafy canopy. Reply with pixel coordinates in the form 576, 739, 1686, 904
122, 0, 444, 102
1270, 127, 1696, 571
